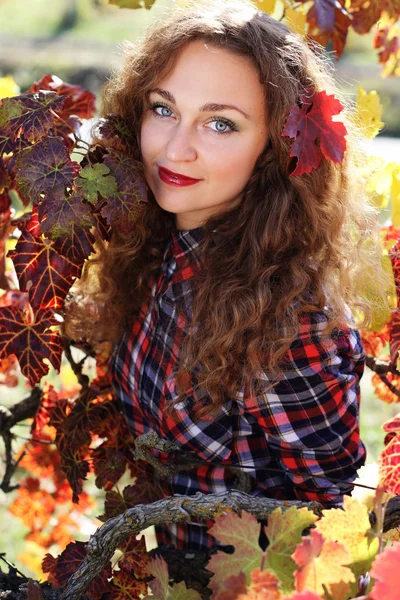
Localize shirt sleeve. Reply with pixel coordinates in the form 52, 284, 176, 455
237, 309, 367, 507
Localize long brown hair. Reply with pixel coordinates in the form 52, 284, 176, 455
66, 0, 391, 413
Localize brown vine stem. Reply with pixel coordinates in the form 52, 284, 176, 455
61, 491, 319, 600
0, 387, 42, 493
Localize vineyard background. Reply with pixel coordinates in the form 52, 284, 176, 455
0, 0, 400, 589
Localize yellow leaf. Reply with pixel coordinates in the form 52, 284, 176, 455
365, 157, 394, 210
315, 496, 379, 584
391, 165, 400, 226
283, 7, 308, 37
355, 87, 384, 140
18, 541, 46, 579
0, 74, 20, 100
256, 0, 276, 15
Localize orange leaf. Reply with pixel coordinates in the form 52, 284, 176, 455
370, 541, 400, 600
237, 569, 282, 600
292, 530, 354, 599
379, 433, 400, 495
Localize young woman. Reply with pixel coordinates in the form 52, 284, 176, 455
71, 0, 388, 551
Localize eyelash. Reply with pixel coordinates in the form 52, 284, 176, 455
147, 101, 239, 135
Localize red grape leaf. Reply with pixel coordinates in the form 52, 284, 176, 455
370, 540, 400, 600
31, 382, 59, 436
45, 541, 111, 598
57, 446, 90, 503
237, 569, 282, 600
7, 228, 81, 310
76, 163, 118, 204
379, 433, 400, 495
0, 91, 65, 143
98, 483, 140, 521
118, 535, 150, 579
281, 89, 347, 176
95, 115, 139, 153
350, 0, 400, 35
93, 447, 126, 489
374, 24, 400, 66
306, 0, 350, 58
211, 571, 247, 600
0, 306, 62, 385
283, 593, 323, 600
101, 151, 148, 232
27, 74, 96, 120
38, 193, 95, 239
110, 569, 148, 599
16, 137, 79, 203
292, 530, 354, 599
382, 413, 400, 433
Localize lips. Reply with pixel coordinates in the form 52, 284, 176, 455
158, 166, 202, 187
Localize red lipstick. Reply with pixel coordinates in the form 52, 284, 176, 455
158, 166, 202, 187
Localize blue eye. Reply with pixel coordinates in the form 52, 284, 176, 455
209, 119, 234, 134
149, 102, 173, 118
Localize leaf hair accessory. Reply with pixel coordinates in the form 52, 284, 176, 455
282, 88, 348, 176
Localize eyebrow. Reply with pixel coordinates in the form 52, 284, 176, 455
147, 87, 251, 120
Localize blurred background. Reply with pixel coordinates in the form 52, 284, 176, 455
0, 0, 399, 576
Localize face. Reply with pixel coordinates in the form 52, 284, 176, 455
140, 40, 269, 230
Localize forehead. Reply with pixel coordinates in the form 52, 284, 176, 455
153, 40, 266, 115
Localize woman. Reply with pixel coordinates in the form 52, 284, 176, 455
71, 0, 388, 551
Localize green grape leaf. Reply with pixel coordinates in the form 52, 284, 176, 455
207, 511, 263, 594
0, 91, 65, 143
16, 137, 80, 203
76, 163, 118, 204
109, 0, 157, 9
100, 151, 148, 232
0, 305, 62, 386
7, 227, 81, 311
264, 506, 319, 593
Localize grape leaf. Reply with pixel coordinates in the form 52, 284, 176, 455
350, 0, 400, 35
370, 540, 400, 600
237, 569, 282, 600
0, 92, 65, 143
110, 570, 148, 599
283, 593, 323, 600
292, 529, 354, 599
206, 511, 263, 594
379, 433, 400, 495
57, 446, 90, 503
355, 87, 384, 140
38, 193, 95, 239
101, 151, 148, 232
263, 506, 318, 593
27, 74, 96, 120
382, 413, 400, 433
118, 535, 150, 579
315, 496, 379, 582
8, 227, 81, 310
95, 115, 139, 153
0, 306, 62, 385
76, 163, 118, 204
109, 0, 157, 9
213, 572, 247, 600
374, 23, 400, 66
305, 0, 350, 58
99, 483, 140, 521
31, 383, 59, 437
144, 555, 202, 600
16, 137, 79, 203
93, 447, 126, 489
281, 89, 347, 176
43, 541, 112, 599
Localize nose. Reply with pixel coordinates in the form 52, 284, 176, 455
165, 121, 197, 163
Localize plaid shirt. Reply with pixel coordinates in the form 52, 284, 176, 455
109, 226, 366, 551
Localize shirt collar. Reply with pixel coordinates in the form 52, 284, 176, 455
163, 226, 206, 261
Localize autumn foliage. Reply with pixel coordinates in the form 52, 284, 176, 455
1, 0, 400, 599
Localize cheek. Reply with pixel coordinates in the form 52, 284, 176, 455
209, 141, 260, 185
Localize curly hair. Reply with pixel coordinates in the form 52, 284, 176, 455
66, 0, 391, 413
